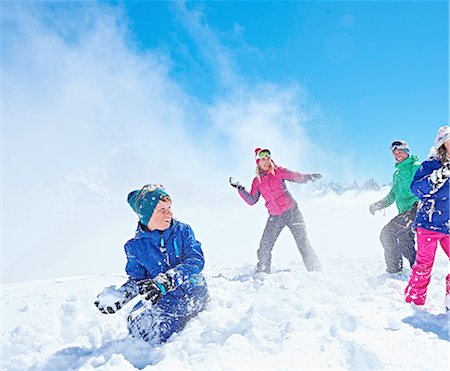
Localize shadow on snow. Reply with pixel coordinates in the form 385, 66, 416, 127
32, 336, 161, 371
402, 311, 449, 341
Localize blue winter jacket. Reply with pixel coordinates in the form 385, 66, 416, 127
124, 219, 208, 316
411, 157, 449, 235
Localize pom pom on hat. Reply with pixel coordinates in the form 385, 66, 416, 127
254, 147, 271, 164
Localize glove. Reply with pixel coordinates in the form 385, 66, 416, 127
403, 201, 418, 223
369, 201, 384, 215
137, 280, 162, 304
229, 177, 244, 190
430, 162, 450, 185
304, 173, 322, 182
137, 273, 176, 304
94, 285, 134, 314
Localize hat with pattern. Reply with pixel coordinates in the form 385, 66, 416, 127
127, 184, 170, 225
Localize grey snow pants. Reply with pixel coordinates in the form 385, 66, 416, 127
256, 206, 322, 273
380, 205, 417, 274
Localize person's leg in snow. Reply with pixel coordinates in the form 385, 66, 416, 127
405, 228, 448, 306
439, 235, 450, 310
127, 282, 209, 345
439, 232, 450, 260
256, 214, 286, 273
380, 215, 412, 273
398, 227, 417, 268
400, 205, 418, 268
446, 274, 450, 311
284, 206, 322, 272
128, 305, 186, 345
400, 229, 417, 268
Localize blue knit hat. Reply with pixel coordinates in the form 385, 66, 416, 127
127, 184, 170, 226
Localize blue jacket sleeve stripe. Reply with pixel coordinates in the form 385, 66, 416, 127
174, 239, 180, 257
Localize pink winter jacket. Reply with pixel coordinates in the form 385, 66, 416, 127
238, 167, 307, 216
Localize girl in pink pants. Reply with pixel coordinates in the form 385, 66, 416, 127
405, 126, 450, 307
404, 228, 450, 306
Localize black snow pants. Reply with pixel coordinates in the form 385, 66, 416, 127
380, 204, 417, 273
256, 206, 322, 273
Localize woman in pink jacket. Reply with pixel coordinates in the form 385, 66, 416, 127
229, 148, 322, 273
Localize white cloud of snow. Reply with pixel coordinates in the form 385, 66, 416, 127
3, 2, 381, 283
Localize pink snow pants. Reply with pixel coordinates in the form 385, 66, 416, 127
404, 228, 450, 305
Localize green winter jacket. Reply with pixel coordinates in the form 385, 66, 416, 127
381, 155, 421, 214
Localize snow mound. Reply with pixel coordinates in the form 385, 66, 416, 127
2, 256, 449, 370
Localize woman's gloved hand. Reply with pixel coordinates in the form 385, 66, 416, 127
229, 177, 244, 190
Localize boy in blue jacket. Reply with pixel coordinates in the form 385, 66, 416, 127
95, 184, 208, 344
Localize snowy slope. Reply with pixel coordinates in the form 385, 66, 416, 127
2, 186, 449, 370
2, 256, 449, 371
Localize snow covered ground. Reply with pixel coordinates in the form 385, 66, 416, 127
2, 188, 449, 370
2, 256, 449, 370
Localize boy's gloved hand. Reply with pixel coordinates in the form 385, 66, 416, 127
94, 285, 133, 314
304, 173, 322, 182
138, 273, 176, 304
369, 201, 384, 215
137, 279, 162, 304
229, 177, 244, 190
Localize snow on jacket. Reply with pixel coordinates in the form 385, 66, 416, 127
238, 167, 307, 216
124, 219, 207, 316
410, 157, 449, 235
380, 155, 421, 214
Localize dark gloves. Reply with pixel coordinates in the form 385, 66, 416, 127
137, 279, 162, 304
95, 273, 179, 312
369, 200, 384, 215
229, 177, 244, 190
401, 201, 418, 226
304, 173, 322, 183
94, 285, 135, 314
137, 273, 177, 304
430, 162, 450, 191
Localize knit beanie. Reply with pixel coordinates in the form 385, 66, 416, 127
434, 126, 450, 149
127, 184, 170, 226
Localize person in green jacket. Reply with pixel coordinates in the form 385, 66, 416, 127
369, 140, 421, 274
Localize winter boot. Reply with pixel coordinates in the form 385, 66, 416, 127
255, 262, 271, 274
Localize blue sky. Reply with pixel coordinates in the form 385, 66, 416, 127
121, 0, 448, 181
3, 0, 448, 187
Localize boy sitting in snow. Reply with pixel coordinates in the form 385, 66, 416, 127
94, 184, 209, 345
